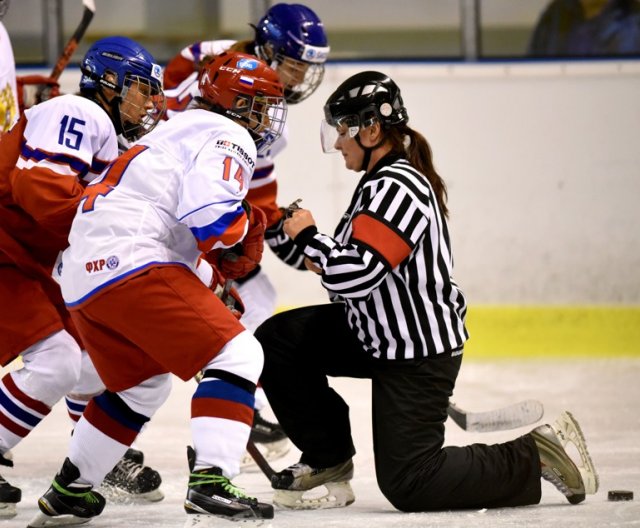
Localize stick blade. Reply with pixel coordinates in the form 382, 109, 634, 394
449, 399, 544, 432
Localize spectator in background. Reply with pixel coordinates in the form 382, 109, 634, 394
528, 0, 640, 56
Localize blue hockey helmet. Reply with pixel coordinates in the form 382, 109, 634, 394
80, 36, 165, 140
253, 3, 329, 103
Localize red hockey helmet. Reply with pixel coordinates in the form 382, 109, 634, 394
198, 51, 287, 152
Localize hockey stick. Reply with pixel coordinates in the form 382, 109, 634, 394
50, 0, 96, 81
447, 399, 544, 432
246, 440, 276, 480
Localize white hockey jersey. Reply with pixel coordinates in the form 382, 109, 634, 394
20, 94, 118, 185
163, 39, 288, 227
60, 108, 257, 306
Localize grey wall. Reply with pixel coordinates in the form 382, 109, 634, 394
40, 59, 640, 306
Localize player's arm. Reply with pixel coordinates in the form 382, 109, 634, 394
164, 51, 198, 90
177, 134, 254, 254
10, 102, 114, 239
164, 40, 235, 89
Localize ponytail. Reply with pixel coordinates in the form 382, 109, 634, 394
386, 125, 449, 218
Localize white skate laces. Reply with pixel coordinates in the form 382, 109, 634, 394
271, 459, 355, 510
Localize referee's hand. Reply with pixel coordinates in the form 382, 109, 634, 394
283, 208, 315, 239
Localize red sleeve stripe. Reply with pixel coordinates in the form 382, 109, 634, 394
0, 412, 30, 437
191, 397, 253, 426
351, 212, 412, 269
3, 372, 51, 415
195, 210, 247, 253
83, 399, 139, 446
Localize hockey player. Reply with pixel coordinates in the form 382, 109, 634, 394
255, 71, 599, 511
0, 36, 165, 518
29, 51, 286, 527
162, 3, 330, 464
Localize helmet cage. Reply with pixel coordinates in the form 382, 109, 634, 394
80, 36, 165, 141
118, 73, 166, 141
271, 53, 325, 104
198, 52, 287, 154
253, 3, 329, 103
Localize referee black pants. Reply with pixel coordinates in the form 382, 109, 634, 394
255, 303, 542, 511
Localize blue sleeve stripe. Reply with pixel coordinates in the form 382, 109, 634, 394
0, 389, 41, 426
190, 206, 244, 242
194, 379, 254, 408
252, 164, 274, 180
21, 142, 91, 178
94, 392, 148, 432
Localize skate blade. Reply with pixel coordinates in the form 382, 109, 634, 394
27, 511, 91, 527
273, 481, 355, 510
183, 513, 272, 527
0, 501, 17, 519
553, 411, 599, 494
99, 484, 165, 503
241, 439, 290, 472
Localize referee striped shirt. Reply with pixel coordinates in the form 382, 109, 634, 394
293, 154, 468, 360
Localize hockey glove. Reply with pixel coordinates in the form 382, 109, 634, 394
16, 75, 61, 113
210, 264, 244, 319
215, 203, 267, 280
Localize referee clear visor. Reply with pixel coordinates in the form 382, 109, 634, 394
321, 115, 360, 153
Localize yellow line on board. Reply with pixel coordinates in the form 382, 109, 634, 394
463, 306, 640, 359
274, 305, 640, 359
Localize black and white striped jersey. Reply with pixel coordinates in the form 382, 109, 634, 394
294, 154, 468, 360
264, 216, 307, 270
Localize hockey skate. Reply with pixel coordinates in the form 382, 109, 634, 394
99, 447, 164, 503
0, 451, 20, 519
271, 459, 355, 510
531, 411, 599, 504
184, 447, 274, 527
0, 474, 21, 519
28, 458, 105, 527
241, 410, 290, 471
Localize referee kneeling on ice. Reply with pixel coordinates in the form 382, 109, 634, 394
254, 71, 599, 511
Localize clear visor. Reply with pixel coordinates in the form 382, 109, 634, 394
120, 74, 166, 141
320, 115, 360, 153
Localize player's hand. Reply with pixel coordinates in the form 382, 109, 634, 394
284, 208, 315, 240
210, 264, 244, 318
214, 203, 267, 280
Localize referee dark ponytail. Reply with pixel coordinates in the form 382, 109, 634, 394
324, 71, 449, 218
387, 124, 449, 218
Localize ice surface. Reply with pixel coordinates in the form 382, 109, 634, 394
3, 358, 639, 527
